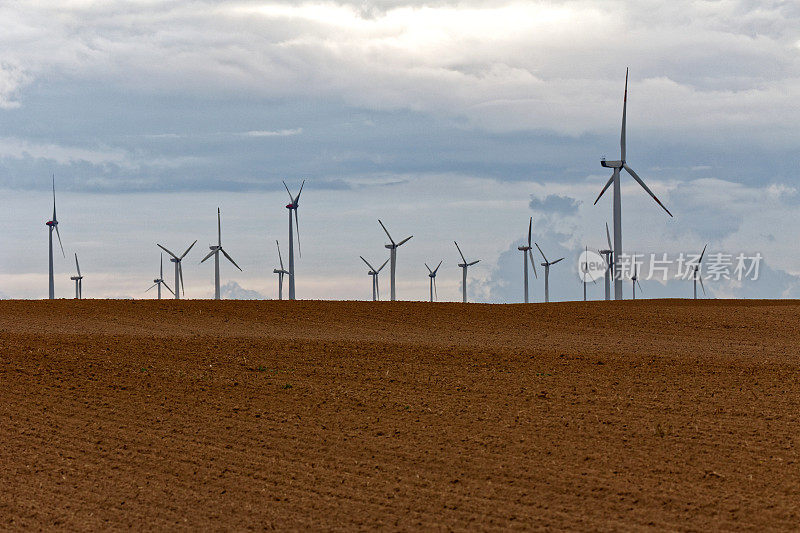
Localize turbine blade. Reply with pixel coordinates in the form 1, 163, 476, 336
434, 260, 443, 274
283, 180, 293, 201
277, 240, 284, 269
162, 280, 174, 295
468, 260, 480, 266
378, 258, 390, 272
454, 241, 466, 263
295, 179, 305, 203
217, 208, 222, 246
179, 263, 185, 296
528, 249, 538, 279
378, 219, 395, 245
621, 67, 628, 161
637, 279, 643, 292
294, 209, 301, 257
157, 243, 179, 260
360, 255, 376, 271
433, 277, 437, 299
221, 248, 243, 271
75, 253, 81, 277
699, 274, 706, 296
535, 242, 548, 263
551, 257, 565, 265
52, 174, 57, 222
55, 225, 65, 257
594, 174, 615, 205
397, 235, 412, 246
623, 163, 673, 217
160, 253, 164, 278
606, 222, 612, 250
200, 249, 215, 263
425, 262, 432, 274
699, 243, 708, 264
145, 283, 157, 292
180, 240, 197, 259
527, 217, 532, 247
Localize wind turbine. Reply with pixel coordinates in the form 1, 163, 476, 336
517, 217, 538, 303
581, 245, 597, 302
595, 68, 672, 300
631, 263, 642, 300
146, 253, 174, 300
157, 240, 196, 299
535, 243, 564, 303
200, 208, 242, 299
425, 260, 443, 302
69, 253, 83, 299
359, 256, 389, 301
378, 220, 412, 301
283, 180, 304, 300
693, 244, 708, 299
454, 241, 480, 303
46, 175, 65, 299
598, 223, 613, 301
273, 240, 290, 300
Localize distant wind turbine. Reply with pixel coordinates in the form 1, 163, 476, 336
283, 180, 304, 300
595, 68, 672, 300
157, 240, 196, 299
425, 260, 443, 302
517, 217, 538, 303
535, 243, 564, 303
273, 240, 290, 300
200, 208, 242, 300
454, 241, 479, 303
146, 253, 174, 300
693, 244, 708, 299
360, 256, 389, 301
631, 263, 642, 300
581, 245, 597, 302
378, 220, 412, 301
46, 175, 65, 299
69, 253, 83, 299
598, 223, 613, 301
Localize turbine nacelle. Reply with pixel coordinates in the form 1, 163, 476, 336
600, 160, 623, 169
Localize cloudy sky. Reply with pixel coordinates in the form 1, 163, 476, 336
1, 0, 799, 301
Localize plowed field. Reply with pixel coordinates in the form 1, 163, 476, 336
1, 299, 798, 530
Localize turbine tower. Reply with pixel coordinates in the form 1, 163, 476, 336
598, 223, 613, 301
69, 253, 83, 299
157, 240, 196, 299
454, 241, 480, 303
283, 180, 304, 300
273, 240, 290, 300
693, 244, 708, 299
595, 68, 672, 300
378, 220, 412, 301
46, 175, 65, 299
146, 253, 174, 300
360, 256, 389, 301
631, 264, 642, 300
425, 260, 443, 302
200, 208, 242, 300
535, 243, 564, 303
581, 245, 597, 302
517, 217, 538, 303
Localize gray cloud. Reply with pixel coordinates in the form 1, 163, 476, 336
529, 194, 582, 215
220, 281, 264, 300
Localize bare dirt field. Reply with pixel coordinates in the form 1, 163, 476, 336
0, 299, 798, 530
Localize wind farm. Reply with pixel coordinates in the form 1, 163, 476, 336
3, 1, 798, 528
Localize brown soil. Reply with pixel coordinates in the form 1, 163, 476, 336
0, 299, 798, 530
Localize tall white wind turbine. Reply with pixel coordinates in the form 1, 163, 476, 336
69, 253, 83, 299
425, 260, 443, 302
360, 256, 389, 301
454, 241, 480, 303
46, 175, 65, 299
594, 69, 672, 300
535, 243, 564, 303
693, 244, 708, 299
378, 220, 412, 301
273, 240, 290, 300
157, 240, 196, 299
283, 180, 304, 300
146, 253, 174, 300
598, 223, 614, 301
517, 217, 538, 303
200, 208, 242, 300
